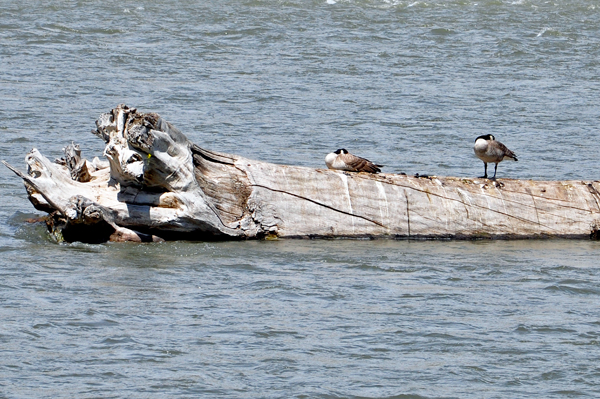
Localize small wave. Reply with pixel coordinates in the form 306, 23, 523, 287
99, 336, 137, 346
7, 137, 30, 143
430, 28, 455, 36
544, 284, 600, 295
536, 27, 549, 37
536, 27, 561, 37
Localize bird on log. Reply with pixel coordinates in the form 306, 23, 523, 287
3, 104, 600, 243
473, 134, 518, 180
325, 149, 382, 173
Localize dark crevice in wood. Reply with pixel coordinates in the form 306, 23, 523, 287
250, 184, 387, 228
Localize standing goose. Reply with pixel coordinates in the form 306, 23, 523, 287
325, 149, 382, 173
473, 134, 518, 180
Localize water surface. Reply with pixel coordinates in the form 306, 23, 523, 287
1, 1, 600, 397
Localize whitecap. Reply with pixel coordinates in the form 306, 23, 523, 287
326, 0, 336, 4
381, 0, 403, 5
536, 27, 549, 37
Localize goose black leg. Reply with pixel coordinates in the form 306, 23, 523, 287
479, 162, 488, 179
490, 163, 498, 181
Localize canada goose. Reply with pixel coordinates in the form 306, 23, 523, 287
325, 149, 382, 173
473, 134, 518, 180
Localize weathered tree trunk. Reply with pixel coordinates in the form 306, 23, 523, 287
4, 104, 600, 243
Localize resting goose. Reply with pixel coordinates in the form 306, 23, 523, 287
325, 149, 382, 173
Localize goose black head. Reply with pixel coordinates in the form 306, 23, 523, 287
334, 149, 348, 155
475, 134, 494, 142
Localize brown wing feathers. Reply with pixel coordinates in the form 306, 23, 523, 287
343, 153, 382, 173
496, 141, 518, 161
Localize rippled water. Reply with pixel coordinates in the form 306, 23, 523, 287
2, 1, 600, 398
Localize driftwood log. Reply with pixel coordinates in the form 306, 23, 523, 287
4, 104, 600, 243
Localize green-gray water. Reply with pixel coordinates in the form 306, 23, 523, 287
1, 1, 600, 397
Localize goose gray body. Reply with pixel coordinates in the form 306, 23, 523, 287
473, 134, 518, 179
325, 149, 381, 173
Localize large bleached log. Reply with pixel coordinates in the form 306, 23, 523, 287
4, 104, 600, 243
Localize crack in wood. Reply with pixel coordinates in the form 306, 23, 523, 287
250, 184, 388, 228
500, 188, 594, 213
456, 190, 471, 220
530, 192, 541, 226
359, 173, 594, 214
405, 191, 411, 237
586, 183, 600, 212
371, 178, 566, 229
191, 144, 235, 165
